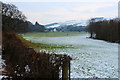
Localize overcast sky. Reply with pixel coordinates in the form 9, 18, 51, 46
2, 0, 119, 25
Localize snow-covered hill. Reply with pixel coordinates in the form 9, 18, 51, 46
45, 20, 87, 28
45, 23, 60, 28
60, 20, 87, 27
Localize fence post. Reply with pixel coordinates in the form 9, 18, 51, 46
69, 61, 70, 80
62, 60, 70, 80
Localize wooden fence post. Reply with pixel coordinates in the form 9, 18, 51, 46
69, 61, 70, 80
62, 60, 70, 80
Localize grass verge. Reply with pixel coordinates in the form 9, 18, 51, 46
16, 34, 73, 52
20, 32, 87, 37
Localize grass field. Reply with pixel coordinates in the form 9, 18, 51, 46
21, 32, 87, 37
22, 32, 118, 78
18, 32, 79, 51
19, 32, 87, 52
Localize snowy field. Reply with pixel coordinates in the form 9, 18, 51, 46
0, 45, 7, 79
24, 34, 118, 78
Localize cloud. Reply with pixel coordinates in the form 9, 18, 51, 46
2, 0, 119, 2
74, 4, 111, 12
9, 2, 118, 24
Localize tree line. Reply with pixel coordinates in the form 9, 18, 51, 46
87, 18, 120, 43
2, 2, 71, 79
2, 2, 45, 33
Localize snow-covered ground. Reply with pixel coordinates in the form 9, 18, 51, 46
0, 45, 7, 79
24, 34, 118, 78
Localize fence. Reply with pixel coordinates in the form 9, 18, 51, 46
2, 31, 72, 80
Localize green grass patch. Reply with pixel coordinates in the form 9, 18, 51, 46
16, 34, 73, 52
20, 32, 87, 37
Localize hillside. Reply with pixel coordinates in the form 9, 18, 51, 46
27, 21, 45, 32
45, 20, 87, 32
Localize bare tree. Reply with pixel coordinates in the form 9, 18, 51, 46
2, 2, 26, 21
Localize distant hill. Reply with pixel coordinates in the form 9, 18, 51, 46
45, 20, 87, 32
45, 23, 59, 28
27, 21, 45, 32
90, 17, 105, 22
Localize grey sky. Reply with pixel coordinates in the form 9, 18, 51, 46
2, 0, 119, 25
